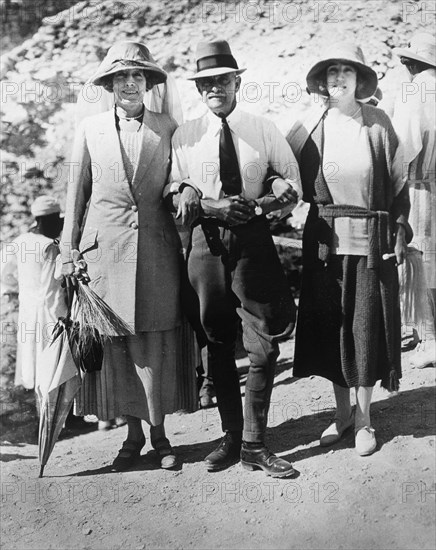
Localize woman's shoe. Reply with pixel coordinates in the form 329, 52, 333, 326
355, 426, 376, 456
152, 437, 177, 469
320, 412, 354, 447
111, 436, 146, 472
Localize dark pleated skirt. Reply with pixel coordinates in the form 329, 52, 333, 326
293, 254, 402, 389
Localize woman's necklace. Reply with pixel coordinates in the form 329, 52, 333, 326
345, 105, 361, 120
327, 105, 361, 125
117, 110, 144, 121
115, 106, 144, 132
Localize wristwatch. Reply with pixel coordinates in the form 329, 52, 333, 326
253, 201, 263, 216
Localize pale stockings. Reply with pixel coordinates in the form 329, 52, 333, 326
332, 384, 374, 430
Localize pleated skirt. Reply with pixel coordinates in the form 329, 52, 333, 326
75, 318, 200, 423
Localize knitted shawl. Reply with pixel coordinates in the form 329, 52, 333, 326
296, 104, 410, 391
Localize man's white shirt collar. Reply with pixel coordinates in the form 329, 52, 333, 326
205, 105, 243, 136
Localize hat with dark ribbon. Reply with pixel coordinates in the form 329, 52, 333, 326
306, 42, 378, 100
90, 41, 167, 87
394, 32, 436, 68
187, 40, 246, 80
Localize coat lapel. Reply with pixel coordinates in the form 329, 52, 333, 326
131, 111, 162, 192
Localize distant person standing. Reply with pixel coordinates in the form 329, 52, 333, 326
393, 32, 436, 367
0, 195, 67, 389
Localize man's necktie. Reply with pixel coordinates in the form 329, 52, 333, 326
219, 116, 242, 196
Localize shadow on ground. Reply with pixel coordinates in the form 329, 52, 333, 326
267, 385, 435, 464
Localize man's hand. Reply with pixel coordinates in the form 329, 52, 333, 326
202, 195, 255, 226
176, 186, 201, 226
271, 178, 298, 204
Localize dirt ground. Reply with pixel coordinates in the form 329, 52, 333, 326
1, 337, 435, 550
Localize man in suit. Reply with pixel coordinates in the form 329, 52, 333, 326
166, 40, 301, 477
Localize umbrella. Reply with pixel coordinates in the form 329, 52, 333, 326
36, 322, 82, 478
36, 275, 133, 478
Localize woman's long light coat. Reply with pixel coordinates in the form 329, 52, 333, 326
61, 108, 181, 333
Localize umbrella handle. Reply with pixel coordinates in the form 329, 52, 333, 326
64, 277, 77, 320
72, 250, 90, 285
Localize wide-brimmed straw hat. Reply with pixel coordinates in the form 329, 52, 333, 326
306, 42, 378, 100
90, 41, 167, 87
187, 40, 246, 80
393, 32, 436, 68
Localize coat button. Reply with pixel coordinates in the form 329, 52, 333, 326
130, 222, 138, 229
131, 205, 138, 212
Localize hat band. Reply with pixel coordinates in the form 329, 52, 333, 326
110, 59, 150, 69
197, 54, 239, 73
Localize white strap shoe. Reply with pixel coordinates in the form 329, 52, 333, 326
355, 426, 377, 456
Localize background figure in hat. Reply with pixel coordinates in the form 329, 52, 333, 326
0, 195, 67, 390
61, 41, 183, 472
361, 86, 383, 108
288, 42, 410, 456
165, 39, 301, 477
392, 32, 436, 368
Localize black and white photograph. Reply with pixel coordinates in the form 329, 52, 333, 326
0, 1, 435, 548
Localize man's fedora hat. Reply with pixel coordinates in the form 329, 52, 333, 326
90, 41, 167, 87
394, 32, 436, 68
187, 40, 246, 80
306, 42, 378, 100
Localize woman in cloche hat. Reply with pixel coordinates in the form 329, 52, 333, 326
288, 42, 411, 457
61, 42, 183, 472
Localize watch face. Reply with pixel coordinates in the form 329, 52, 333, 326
254, 205, 263, 216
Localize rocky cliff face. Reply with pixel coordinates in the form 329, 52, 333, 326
0, 0, 433, 435
1, 0, 432, 241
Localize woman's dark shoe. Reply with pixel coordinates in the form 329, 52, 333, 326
240, 445, 295, 478
152, 437, 177, 469
111, 436, 145, 472
199, 391, 215, 409
199, 380, 215, 409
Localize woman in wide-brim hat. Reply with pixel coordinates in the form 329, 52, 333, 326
61, 41, 184, 471
288, 42, 411, 456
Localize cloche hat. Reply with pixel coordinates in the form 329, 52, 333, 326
393, 32, 436, 68
306, 42, 378, 100
30, 195, 61, 217
90, 41, 167, 87
187, 40, 246, 80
